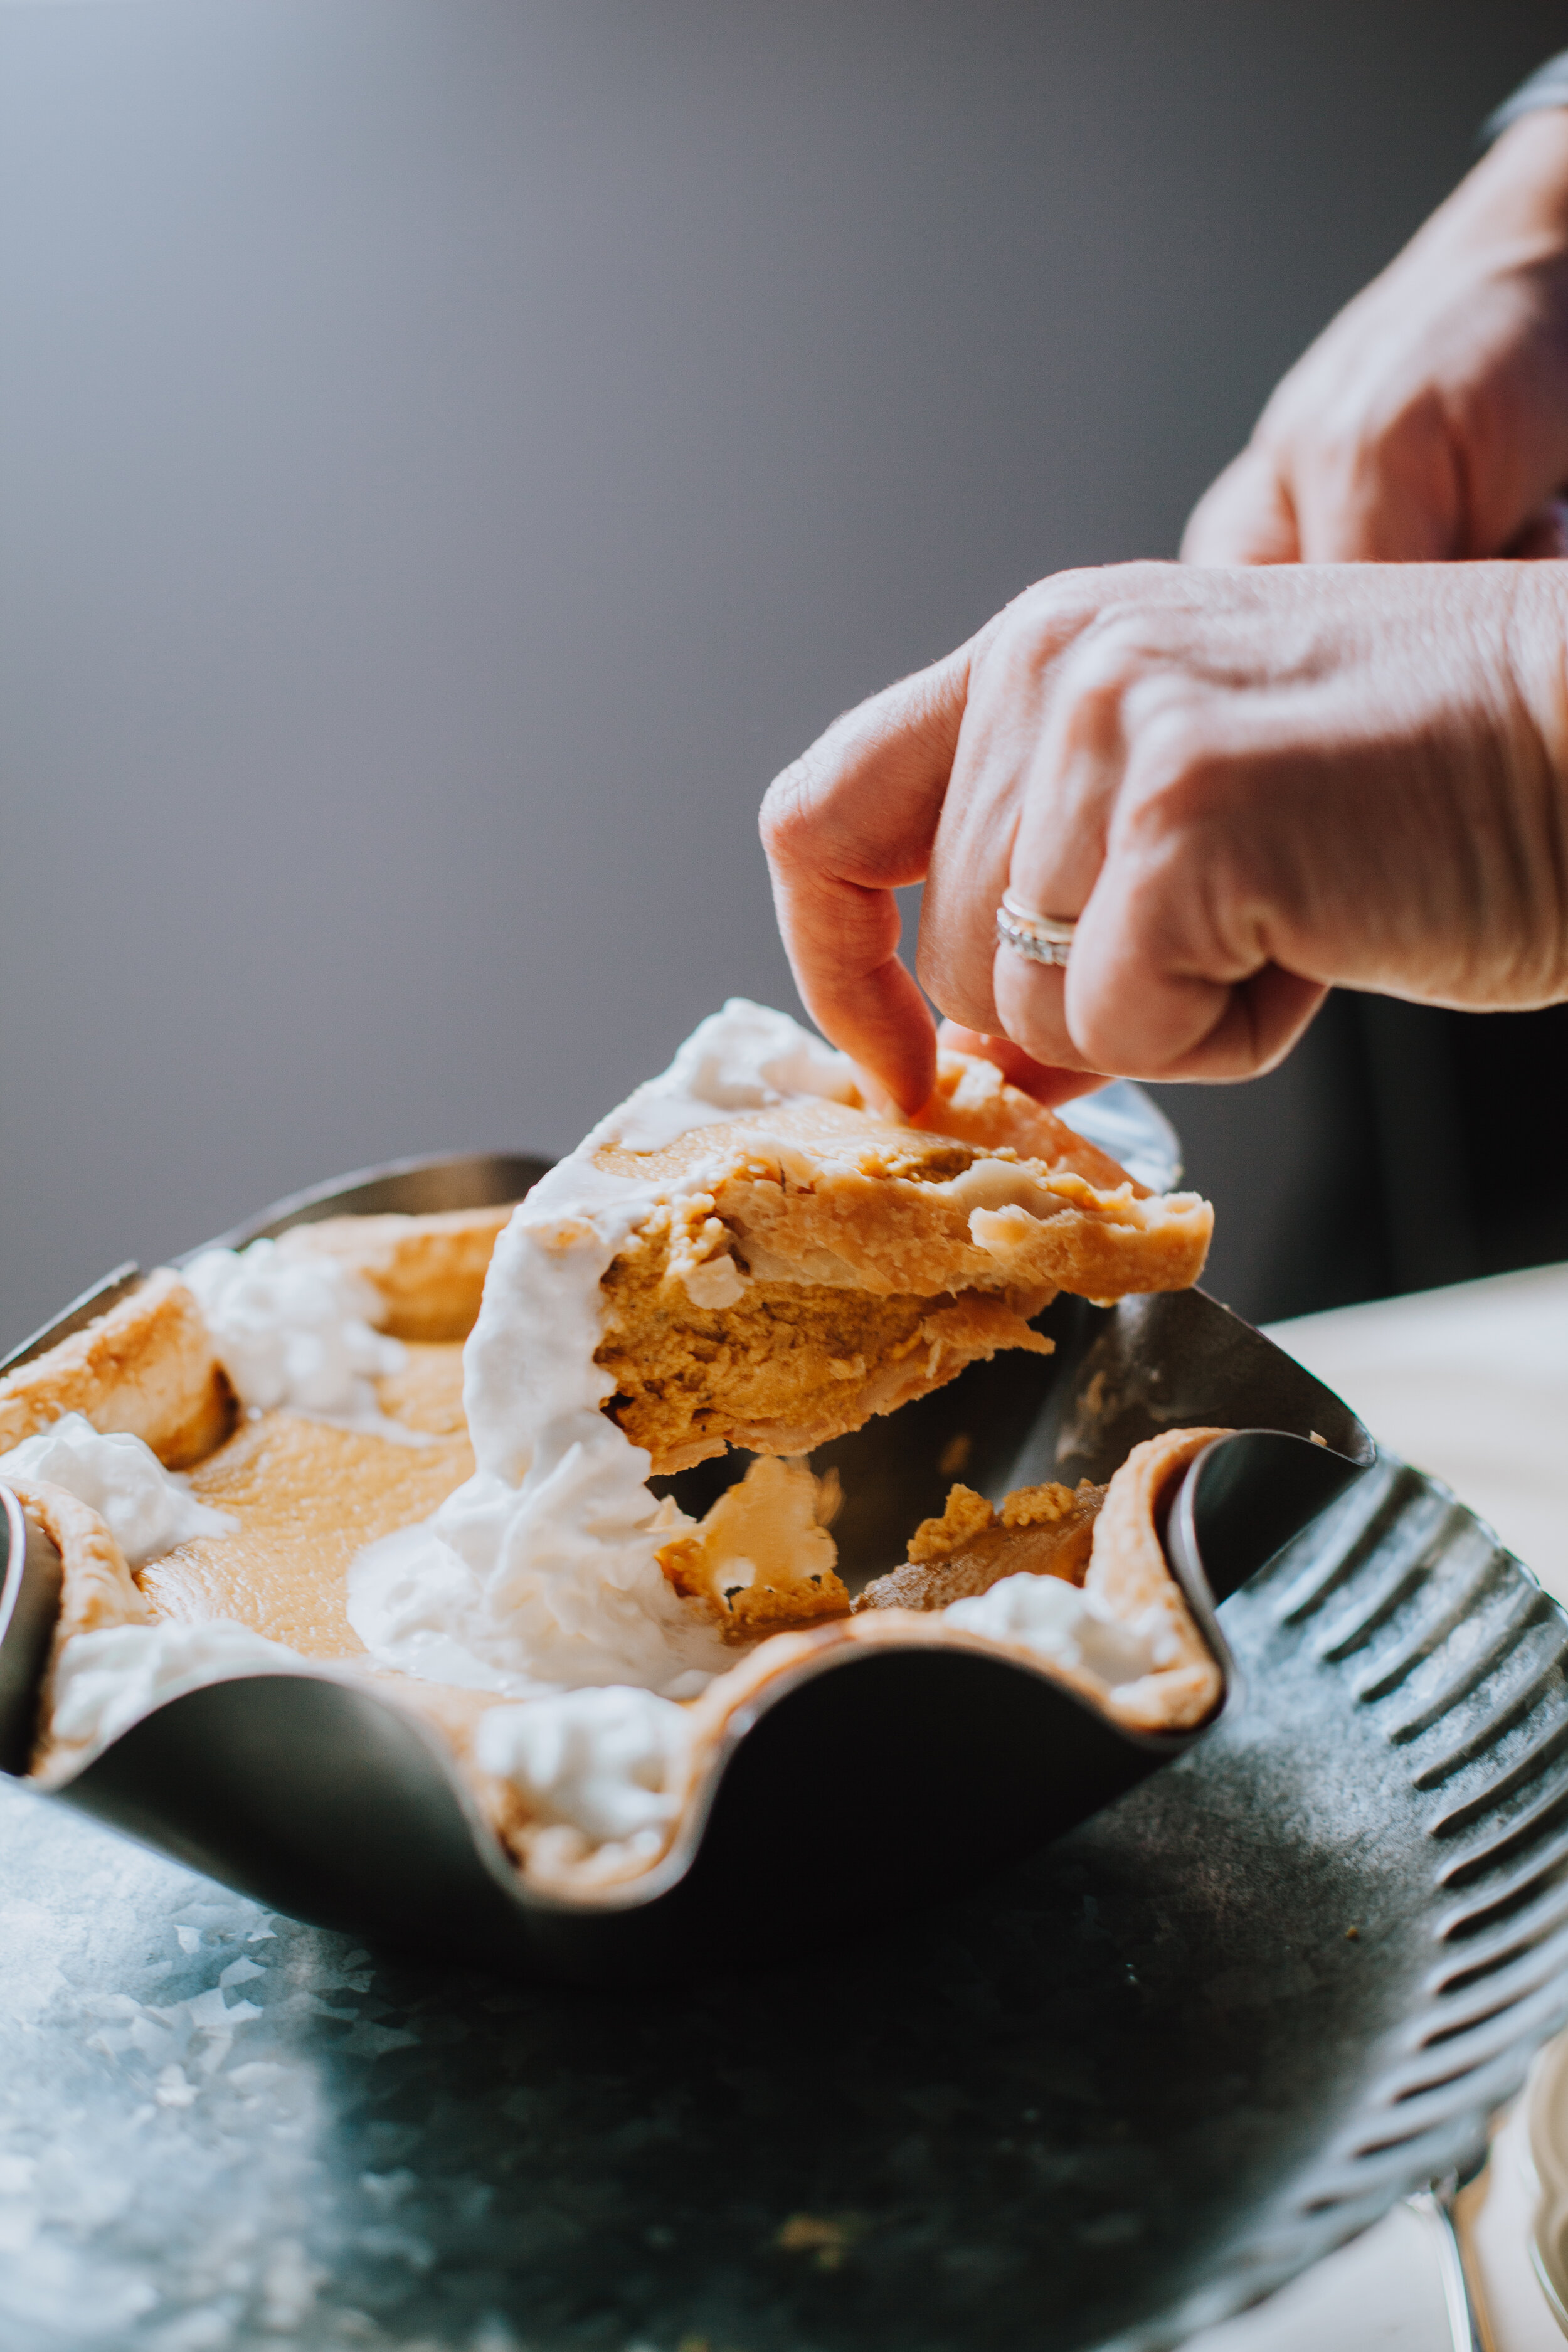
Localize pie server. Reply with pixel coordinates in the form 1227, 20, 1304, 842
0, 1136, 1375, 1982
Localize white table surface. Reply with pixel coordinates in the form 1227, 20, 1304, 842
1270, 1264, 1568, 1607
1179, 1264, 1568, 2352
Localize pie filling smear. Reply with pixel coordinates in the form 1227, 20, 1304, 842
0, 1002, 1223, 1897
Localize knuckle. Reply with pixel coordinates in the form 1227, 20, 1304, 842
1062, 613, 1156, 701
758, 757, 816, 862
1122, 704, 1237, 832
987, 593, 1062, 683
997, 564, 1152, 663
1055, 577, 1189, 687
1304, 392, 1441, 501
761, 728, 867, 867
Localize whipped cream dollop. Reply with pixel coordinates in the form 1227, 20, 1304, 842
182, 1240, 423, 1443
607, 995, 860, 1153
0, 1414, 236, 1566
49, 1620, 307, 1759
347, 1001, 856, 1700
945, 1572, 1167, 1688
474, 1683, 693, 1875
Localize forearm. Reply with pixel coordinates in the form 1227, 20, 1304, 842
1486, 561, 1568, 1004
1184, 108, 1568, 566
1409, 106, 1568, 266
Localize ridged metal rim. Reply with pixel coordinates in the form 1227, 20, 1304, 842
1126, 1454, 1568, 2349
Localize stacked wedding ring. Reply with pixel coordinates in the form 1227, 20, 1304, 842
995, 891, 1079, 968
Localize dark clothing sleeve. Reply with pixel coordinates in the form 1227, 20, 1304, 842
1486, 51, 1568, 142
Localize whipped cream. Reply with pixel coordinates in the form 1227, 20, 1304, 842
0, 1414, 236, 1566
945, 1572, 1164, 1689
474, 1683, 693, 1874
182, 1240, 423, 1443
49, 1620, 307, 1759
607, 996, 860, 1153
348, 1000, 854, 1700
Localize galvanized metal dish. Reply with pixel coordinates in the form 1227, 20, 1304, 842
0, 1127, 1371, 1981
3, 1098, 1567, 2346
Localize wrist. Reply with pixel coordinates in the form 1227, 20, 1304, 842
1494, 564, 1568, 998
1509, 561, 1568, 766
1486, 53, 1568, 145
1443, 110, 1568, 257
1490, 106, 1568, 221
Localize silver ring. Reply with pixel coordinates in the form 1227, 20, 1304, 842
995, 890, 1078, 968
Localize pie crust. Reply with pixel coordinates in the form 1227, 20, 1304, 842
0, 1269, 233, 1469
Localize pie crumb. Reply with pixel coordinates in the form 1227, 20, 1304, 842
999, 1480, 1082, 1530
906, 1485, 997, 1564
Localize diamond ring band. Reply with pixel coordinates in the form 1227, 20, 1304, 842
995, 891, 1079, 968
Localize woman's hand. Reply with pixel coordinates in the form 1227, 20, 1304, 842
760, 561, 1568, 1113
1184, 110, 1568, 566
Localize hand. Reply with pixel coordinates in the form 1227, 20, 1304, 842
761, 561, 1568, 1112
1184, 110, 1568, 566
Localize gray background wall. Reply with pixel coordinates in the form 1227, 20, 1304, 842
2, 0, 1560, 1352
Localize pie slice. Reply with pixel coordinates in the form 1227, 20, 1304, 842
482, 1000, 1214, 1475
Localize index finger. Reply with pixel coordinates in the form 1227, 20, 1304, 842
760, 647, 975, 1111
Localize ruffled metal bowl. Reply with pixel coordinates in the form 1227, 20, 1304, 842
8, 1103, 1568, 2344
4, 1128, 1370, 1981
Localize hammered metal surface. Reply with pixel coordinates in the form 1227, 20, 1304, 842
0, 1450, 1561, 2350
3, 1136, 1565, 2344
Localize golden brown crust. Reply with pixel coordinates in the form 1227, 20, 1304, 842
912, 1052, 1147, 1194
1081, 1427, 1229, 1731
0, 1271, 235, 1470
964, 1181, 1212, 1303
9, 1474, 152, 1783
854, 1480, 1105, 1613
8, 1475, 150, 1652
275, 1206, 516, 1341
1083, 1427, 1222, 1621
